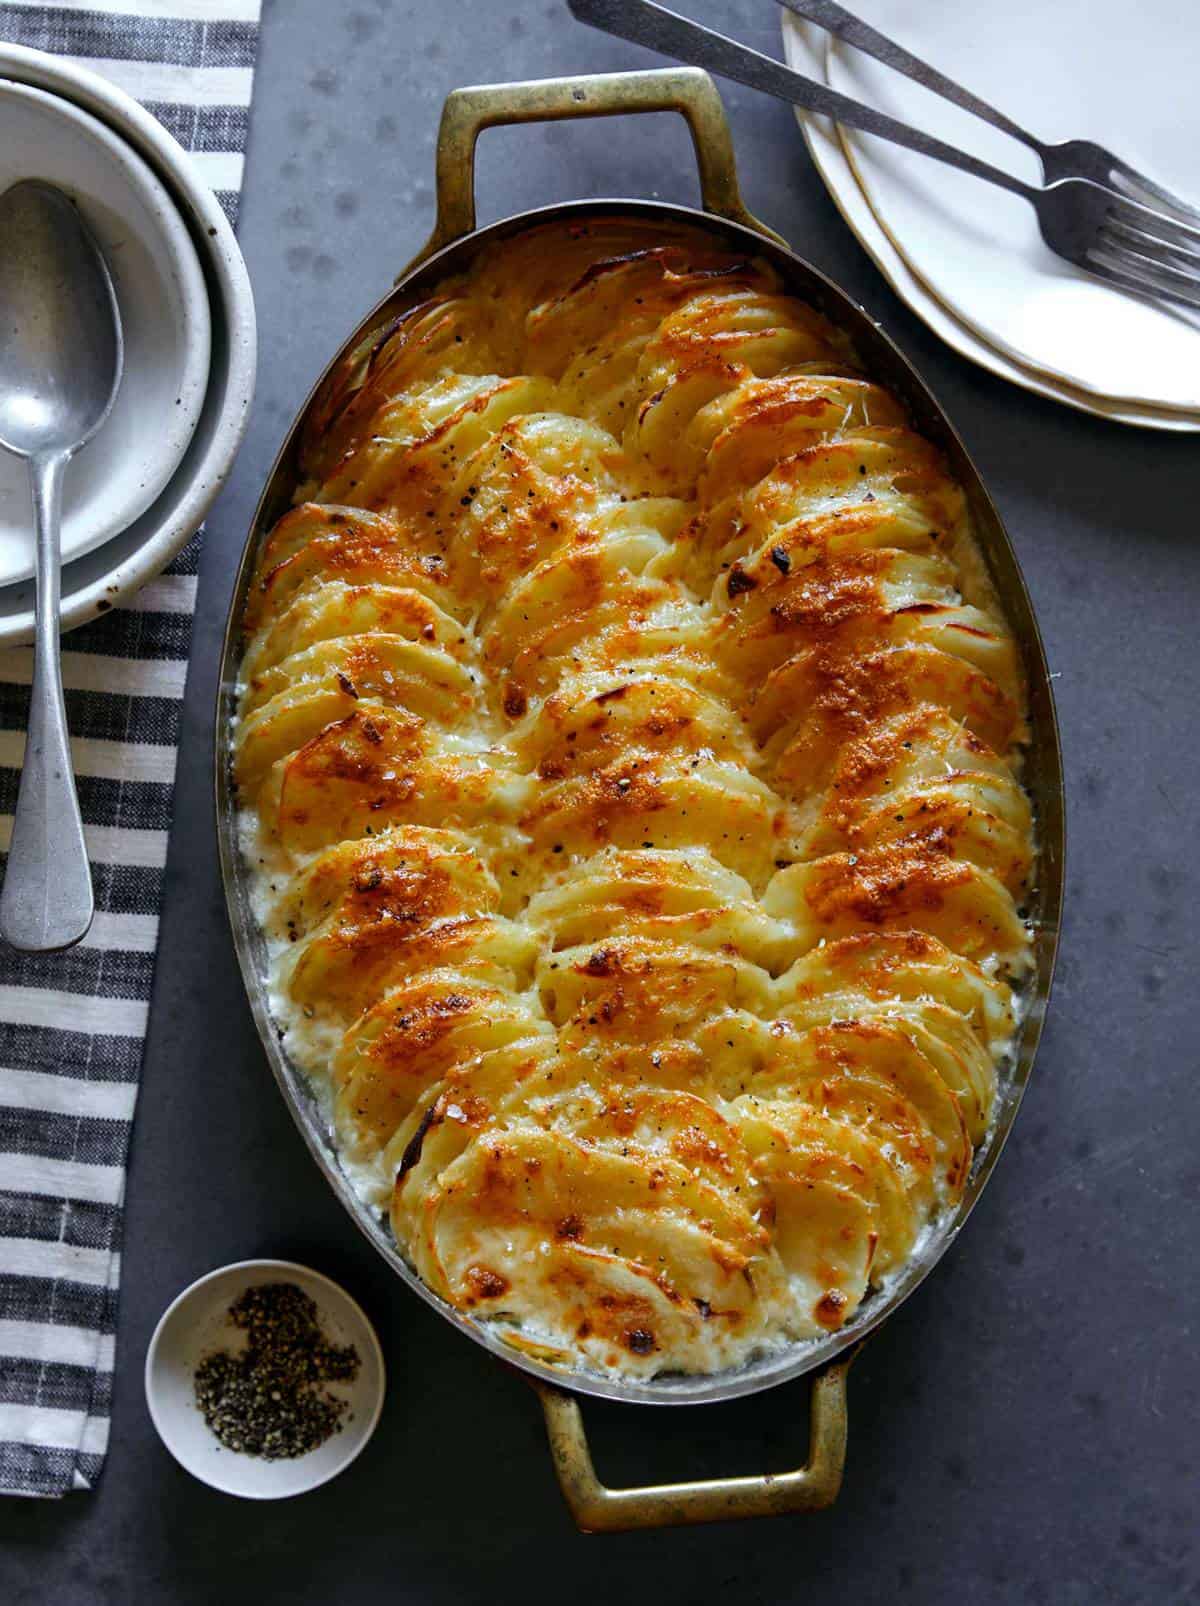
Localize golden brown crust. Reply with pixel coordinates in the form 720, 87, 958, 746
237, 220, 1033, 1378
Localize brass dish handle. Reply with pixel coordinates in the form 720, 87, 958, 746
532, 1354, 854, 1533
417, 66, 785, 266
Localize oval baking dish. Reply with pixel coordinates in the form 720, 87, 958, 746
216, 68, 1063, 1531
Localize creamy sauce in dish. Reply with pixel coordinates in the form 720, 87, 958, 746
235, 219, 1035, 1379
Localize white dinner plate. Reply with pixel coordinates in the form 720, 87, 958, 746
821, 0, 1200, 413
0, 79, 211, 586
780, 13, 1200, 432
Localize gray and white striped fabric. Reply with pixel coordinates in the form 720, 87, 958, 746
0, 0, 260, 1498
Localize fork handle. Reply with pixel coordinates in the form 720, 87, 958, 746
775, 0, 1043, 155
568, 0, 1036, 199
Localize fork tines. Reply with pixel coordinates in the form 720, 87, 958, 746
1107, 162, 1200, 230
1092, 194, 1200, 310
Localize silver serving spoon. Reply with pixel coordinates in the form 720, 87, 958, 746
0, 182, 123, 951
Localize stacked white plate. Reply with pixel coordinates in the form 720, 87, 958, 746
0, 45, 256, 645
780, 0, 1200, 432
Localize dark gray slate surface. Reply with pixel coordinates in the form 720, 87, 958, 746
4, 2, 1197, 1600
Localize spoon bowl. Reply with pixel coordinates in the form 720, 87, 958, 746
0, 180, 123, 951
0, 181, 122, 459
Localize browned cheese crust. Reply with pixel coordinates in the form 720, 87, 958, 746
236, 220, 1033, 1378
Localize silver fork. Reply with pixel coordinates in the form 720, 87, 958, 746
567, 0, 1200, 309
777, 0, 1200, 227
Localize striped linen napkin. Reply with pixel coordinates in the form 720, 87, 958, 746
0, 0, 260, 1497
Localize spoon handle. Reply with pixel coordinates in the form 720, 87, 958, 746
0, 453, 93, 951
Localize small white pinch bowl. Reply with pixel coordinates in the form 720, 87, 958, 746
0, 78, 211, 587
145, 1260, 386, 1500
0, 43, 256, 645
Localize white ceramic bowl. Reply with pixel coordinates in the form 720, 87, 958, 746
145, 1260, 386, 1500
0, 79, 212, 587
0, 44, 256, 644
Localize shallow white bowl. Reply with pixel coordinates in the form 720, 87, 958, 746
145, 1259, 386, 1500
0, 79, 211, 587
0, 43, 256, 645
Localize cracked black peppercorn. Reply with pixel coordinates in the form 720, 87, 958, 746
193, 1282, 360, 1459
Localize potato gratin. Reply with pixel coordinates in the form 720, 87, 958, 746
236, 220, 1034, 1378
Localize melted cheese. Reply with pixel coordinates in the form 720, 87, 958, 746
237, 219, 1034, 1379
